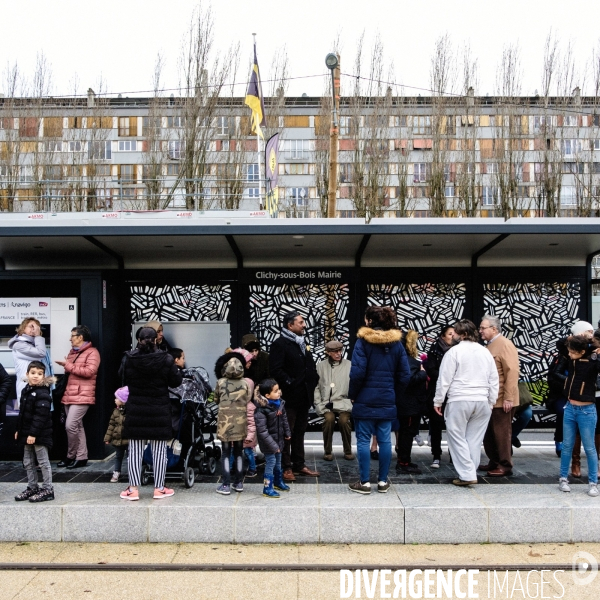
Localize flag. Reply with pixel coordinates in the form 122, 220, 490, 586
245, 43, 266, 139
265, 133, 279, 216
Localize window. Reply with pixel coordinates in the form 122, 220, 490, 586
593, 163, 600, 175
246, 187, 260, 199
288, 187, 308, 206
280, 163, 312, 175
283, 140, 311, 159
88, 164, 111, 177
482, 186, 498, 205
412, 186, 428, 198
560, 185, 576, 205
118, 117, 137, 137
168, 140, 184, 160
594, 115, 600, 127
44, 141, 62, 152
167, 116, 183, 128
67, 141, 85, 152
19, 165, 34, 182
444, 116, 456, 135
142, 116, 162, 136
166, 164, 179, 176
43, 166, 62, 181
391, 115, 408, 128
365, 115, 388, 129
118, 140, 137, 152
563, 139, 582, 156
339, 163, 354, 183
413, 116, 431, 135
119, 165, 135, 183
340, 116, 354, 136
594, 140, 600, 150
66, 165, 82, 178
443, 164, 452, 182
413, 163, 429, 183
444, 185, 454, 198
244, 164, 259, 182
0, 117, 13, 130
89, 140, 112, 160
563, 116, 578, 127
215, 116, 229, 136
486, 162, 499, 174
0, 165, 7, 178
563, 162, 584, 174
339, 210, 357, 218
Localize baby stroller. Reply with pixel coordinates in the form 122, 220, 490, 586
140, 366, 221, 488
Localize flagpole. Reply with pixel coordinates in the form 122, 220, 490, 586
252, 33, 263, 209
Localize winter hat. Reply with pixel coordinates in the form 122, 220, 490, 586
571, 321, 594, 336
242, 333, 261, 352
115, 386, 129, 403
231, 347, 255, 363
325, 340, 343, 352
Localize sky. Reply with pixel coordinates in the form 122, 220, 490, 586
1, 0, 598, 99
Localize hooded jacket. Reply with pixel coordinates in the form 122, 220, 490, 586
425, 337, 454, 407
16, 376, 56, 448
253, 388, 292, 454
62, 343, 101, 405
396, 355, 428, 417
564, 349, 600, 403
213, 355, 251, 442
348, 327, 411, 421
8, 334, 49, 400
104, 406, 128, 446
120, 349, 183, 440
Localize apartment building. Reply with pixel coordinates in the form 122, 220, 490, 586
0, 89, 599, 217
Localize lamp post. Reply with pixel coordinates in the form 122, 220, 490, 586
325, 53, 340, 218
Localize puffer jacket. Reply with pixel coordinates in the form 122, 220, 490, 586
425, 337, 454, 408
253, 389, 292, 454
104, 406, 128, 446
396, 355, 428, 417
62, 343, 101, 405
244, 400, 257, 448
214, 355, 250, 442
8, 334, 49, 400
121, 349, 183, 440
16, 377, 56, 448
564, 350, 600, 403
349, 327, 411, 421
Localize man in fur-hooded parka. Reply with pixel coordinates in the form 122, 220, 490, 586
16, 376, 56, 449
349, 327, 411, 421
213, 355, 251, 442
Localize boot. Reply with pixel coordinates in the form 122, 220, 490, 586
571, 434, 581, 478
273, 468, 290, 492
262, 475, 280, 498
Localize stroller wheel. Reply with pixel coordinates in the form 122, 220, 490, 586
184, 466, 195, 488
207, 456, 217, 475
140, 465, 151, 486
213, 446, 222, 461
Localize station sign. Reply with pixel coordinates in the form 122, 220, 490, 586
0, 298, 52, 324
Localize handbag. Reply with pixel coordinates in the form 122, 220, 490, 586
52, 351, 83, 404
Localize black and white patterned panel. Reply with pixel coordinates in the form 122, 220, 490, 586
367, 283, 467, 351
130, 285, 231, 322
249, 284, 350, 362
483, 282, 581, 401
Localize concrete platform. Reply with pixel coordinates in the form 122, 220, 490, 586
1, 480, 598, 544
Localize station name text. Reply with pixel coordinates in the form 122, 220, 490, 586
255, 271, 342, 281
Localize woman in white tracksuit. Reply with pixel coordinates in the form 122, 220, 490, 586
433, 319, 499, 486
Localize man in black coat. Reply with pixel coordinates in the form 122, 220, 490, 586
269, 311, 320, 481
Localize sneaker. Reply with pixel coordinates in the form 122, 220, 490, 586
120, 487, 139, 501
414, 435, 425, 447
348, 480, 371, 494
377, 480, 390, 493
216, 483, 231, 495
431, 459, 441, 469
396, 462, 422, 475
15, 487, 39, 501
232, 481, 244, 493
558, 477, 571, 493
153, 486, 174, 499
588, 483, 599, 497
110, 471, 120, 483
555, 442, 563, 458
29, 488, 55, 503
246, 469, 257, 478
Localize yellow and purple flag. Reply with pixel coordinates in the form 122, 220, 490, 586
245, 44, 266, 139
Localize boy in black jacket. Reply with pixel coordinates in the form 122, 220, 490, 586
14, 361, 56, 502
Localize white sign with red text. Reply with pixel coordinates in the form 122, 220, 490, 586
0, 298, 52, 324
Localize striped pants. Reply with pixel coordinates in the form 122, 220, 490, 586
128, 440, 167, 489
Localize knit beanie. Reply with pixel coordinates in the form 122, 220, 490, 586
115, 386, 129, 403
571, 321, 594, 336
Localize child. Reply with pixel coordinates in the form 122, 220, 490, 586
558, 335, 600, 497
253, 379, 291, 498
104, 386, 129, 483
213, 352, 251, 495
14, 360, 56, 503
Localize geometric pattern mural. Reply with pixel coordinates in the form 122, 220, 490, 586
366, 283, 467, 352
483, 282, 581, 403
249, 284, 350, 363
130, 285, 231, 322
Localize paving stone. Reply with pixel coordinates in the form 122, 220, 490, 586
0, 504, 62, 542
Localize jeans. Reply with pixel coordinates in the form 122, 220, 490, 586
230, 447, 257, 471
512, 405, 532, 439
113, 445, 128, 472
264, 452, 282, 478
23, 444, 53, 490
354, 419, 392, 483
221, 440, 243, 485
560, 403, 598, 483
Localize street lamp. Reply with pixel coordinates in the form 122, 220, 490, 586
325, 53, 340, 219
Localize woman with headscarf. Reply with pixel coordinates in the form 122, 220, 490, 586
119, 327, 182, 501
145, 320, 171, 352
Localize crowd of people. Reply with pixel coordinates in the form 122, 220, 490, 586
2, 308, 600, 504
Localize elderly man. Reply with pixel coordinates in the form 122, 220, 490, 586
478, 314, 520, 477
269, 311, 320, 481
314, 340, 354, 461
